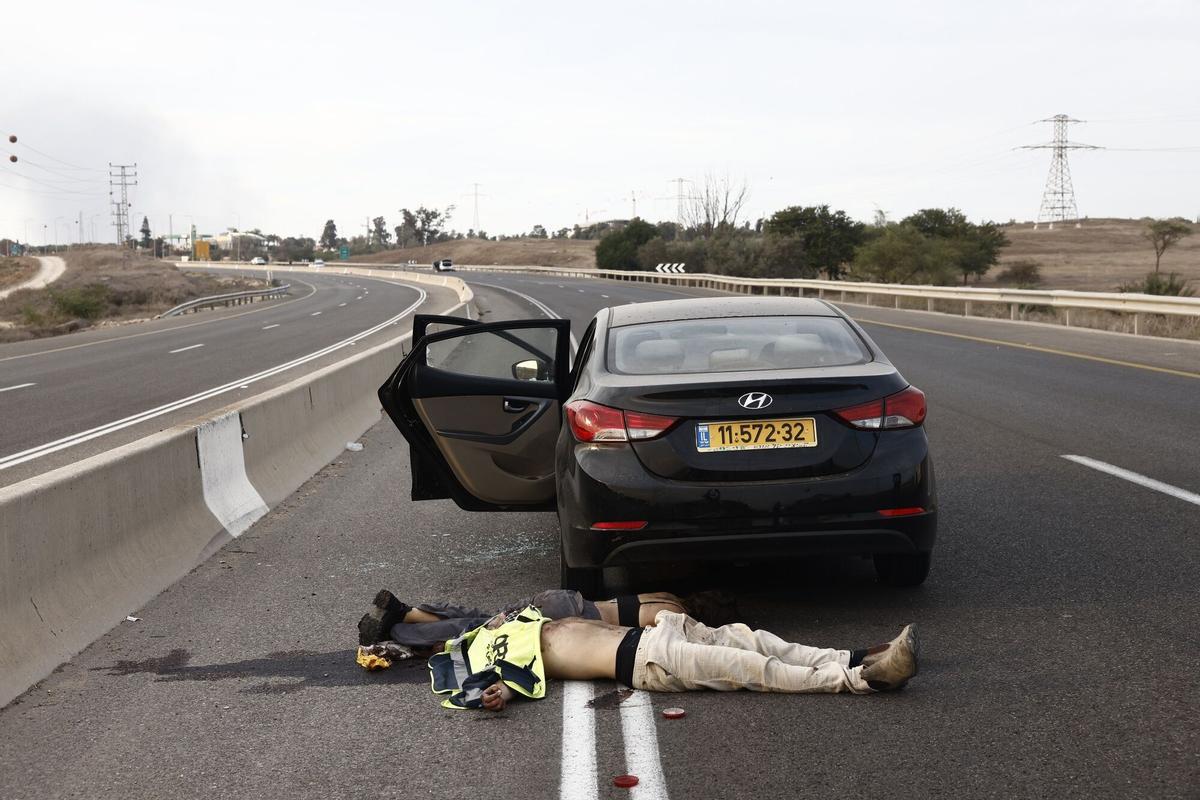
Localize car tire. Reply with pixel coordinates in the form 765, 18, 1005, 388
873, 552, 932, 587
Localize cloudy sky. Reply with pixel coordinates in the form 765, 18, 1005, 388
2, 0, 1198, 245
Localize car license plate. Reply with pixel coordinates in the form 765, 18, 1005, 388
695, 418, 818, 452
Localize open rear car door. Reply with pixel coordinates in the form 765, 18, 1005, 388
379, 318, 572, 511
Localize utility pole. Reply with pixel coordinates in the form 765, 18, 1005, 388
108, 163, 137, 245
78, 210, 83, 244
669, 177, 690, 234
1020, 115, 1100, 229
471, 183, 482, 231
364, 216, 372, 250
631, 190, 638, 219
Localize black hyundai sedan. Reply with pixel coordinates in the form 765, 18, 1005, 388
379, 296, 936, 595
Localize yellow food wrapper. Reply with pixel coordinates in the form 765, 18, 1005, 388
356, 646, 392, 671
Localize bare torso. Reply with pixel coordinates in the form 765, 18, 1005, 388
541, 618, 630, 681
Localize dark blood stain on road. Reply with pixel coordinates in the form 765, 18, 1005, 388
92, 648, 427, 691
587, 688, 634, 709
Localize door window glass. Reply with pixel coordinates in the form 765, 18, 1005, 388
425, 326, 558, 382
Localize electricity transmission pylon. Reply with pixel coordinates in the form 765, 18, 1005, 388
1020, 115, 1100, 228
108, 163, 137, 244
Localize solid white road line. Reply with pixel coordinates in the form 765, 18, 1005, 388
1063, 455, 1200, 508
0, 290, 430, 471
560, 681, 598, 800
619, 692, 670, 799
262, 324, 280, 330
472, 281, 580, 352
168, 344, 205, 354
0, 382, 37, 393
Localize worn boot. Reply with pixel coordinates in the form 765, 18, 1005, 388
357, 589, 412, 646
861, 623, 919, 691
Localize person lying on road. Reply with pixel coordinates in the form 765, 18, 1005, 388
356, 588, 736, 659
421, 604, 918, 710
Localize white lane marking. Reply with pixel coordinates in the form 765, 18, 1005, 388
356, 295, 363, 300
471, 281, 579, 353
168, 343, 205, 354
262, 324, 280, 330
338, 303, 347, 307
620, 692, 670, 799
601, 294, 609, 298
577, 289, 585, 293
0, 290, 431, 471
1063, 455, 1200, 508
0, 382, 37, 393
197, 412, 268, 537
311, 311, 322, 316
560, 681, 598, 800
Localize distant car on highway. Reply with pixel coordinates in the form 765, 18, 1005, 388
379, 297, 937, 594
313, 259, 326, 268
249, 257, 267, 265
433, 258, 454, 272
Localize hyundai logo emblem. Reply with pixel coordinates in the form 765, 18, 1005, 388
738, 392, 773, 410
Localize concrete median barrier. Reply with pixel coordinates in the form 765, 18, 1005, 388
0, 276, 470, 708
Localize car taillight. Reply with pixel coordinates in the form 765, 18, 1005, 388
565, 401, 679, 442
624, 409, 679, 440
833, 386, 926, 430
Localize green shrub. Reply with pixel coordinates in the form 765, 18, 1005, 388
50, 284, 111, 319
1119, 272, 1195, 297
996, 259, 1042, 287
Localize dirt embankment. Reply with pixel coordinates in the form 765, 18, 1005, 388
351, 238, 598, 269
991, 217, 1199, 291
0, 247, 268, 342
0, 256, 39, 291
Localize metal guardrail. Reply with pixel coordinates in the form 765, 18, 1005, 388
158, 284, 290, 318
436, 264, 1200, 335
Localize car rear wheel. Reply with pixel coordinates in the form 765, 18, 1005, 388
873, 552, 931, 587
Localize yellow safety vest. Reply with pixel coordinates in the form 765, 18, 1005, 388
428, 606, 549, 710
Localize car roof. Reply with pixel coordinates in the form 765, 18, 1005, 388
607, 296, 839, 327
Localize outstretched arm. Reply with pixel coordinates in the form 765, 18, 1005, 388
481, 680, 515, 712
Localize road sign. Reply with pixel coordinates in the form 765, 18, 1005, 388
339, 246, 350, 261
655, 263, 686, 273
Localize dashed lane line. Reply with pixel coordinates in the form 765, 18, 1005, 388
0, 277, 320, 365
168, 343, 205, 354
262, 324, 280, 330
0, 290, 430, 471
1063, 455, 1200, 508
311, 311, 323, 316
0, 382, 36, 394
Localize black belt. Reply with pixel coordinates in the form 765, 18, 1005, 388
615, 626, 643, 688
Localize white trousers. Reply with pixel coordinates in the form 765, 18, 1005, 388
632, 611, 872, 694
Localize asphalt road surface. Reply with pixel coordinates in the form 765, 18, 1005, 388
0, 267, 461, 486
1, 273, 1197, 799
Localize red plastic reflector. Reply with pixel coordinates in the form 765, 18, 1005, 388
566, 400, 627, 442
662, 707, 687, 719
833, 386, 926, 430
878, 507, 925, 517
591, 521, 648, 531
623, 409, 679, 440
614, 775, 640, 788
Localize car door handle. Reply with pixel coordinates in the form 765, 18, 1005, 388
503, 398, 531, 413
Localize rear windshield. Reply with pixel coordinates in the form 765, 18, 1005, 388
607, 316, 871, 375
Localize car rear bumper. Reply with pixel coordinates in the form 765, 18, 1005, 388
556, 429, 936, 570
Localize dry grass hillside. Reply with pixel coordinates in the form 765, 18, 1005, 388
353, 238, 598, 269
990, 218, 1199, 291
0, 256, 39, 290
0, 246, 266, 342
